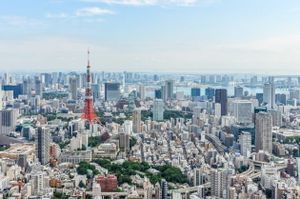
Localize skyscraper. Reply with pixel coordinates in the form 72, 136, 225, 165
191, 87, 201, 101
91, 83, 100, 101
163, 80, 174, 101
255, 112, 273, 153
233, 100, 253, 124
263, 78, 275, 109
0, 108, 19, 134
35, 78, 42, 96
152, 99, 164, 121
36, 127, 50, 165
104, 82, 121, 101
138, 84, 145, 100
234, 86, 243, 98
69, 76, 78, 100
215, 89, 227, 116
205, 87, 215, 101
132, 109, 141, 134
239, 131, 252, 157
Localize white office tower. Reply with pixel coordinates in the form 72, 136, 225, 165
36, 127, 50, 165
210, 168, 228, 198
32, 171, 45, 195
268, 109, 282, 127
133, 109, 141, 134
123, 120, 133, 135
0, 108, 19, 134
152, 99, 164, 121
261, 163, 279, 189
239, 131, 252, 157
233, 100, 253, 124
255, 112, 272, 154
263, 80, 275, 109
69, 76, 78, 100
214, 103, 221, 118
138, 84, 145, 100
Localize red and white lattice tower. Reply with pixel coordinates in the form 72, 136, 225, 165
81, 50, 99, 123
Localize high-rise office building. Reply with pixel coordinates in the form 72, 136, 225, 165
233, 100, 253, 124
133, 109, 141, 134
239, 131, 252, 157
0, 108, 19, 134
268, 109, 282, 127
2, 84, 23, 99
36, 127, 50, 165
191, 87, 201, 101
210, 168, 227, 198
138, 84, 145, 100
234, 86, 244, 98
69, 76, 78, 100
275, 93, 287, 105
119, 132, 130, 153
205, 87, 215, 101
256, 93, 264, 106
215, 89, 228, 116
255, 112, 272, 153
163, 80, 174, 101
263, 79, 275, 109
35, 78, 43, 96
152, 99, 164, 121
104, 83, 121, 101
155, 89, 162, 99
91, 84, 100, 101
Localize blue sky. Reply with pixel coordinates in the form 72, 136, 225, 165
1, 0, 300, 73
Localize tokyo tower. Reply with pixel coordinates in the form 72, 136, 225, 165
81, 50, 99, 123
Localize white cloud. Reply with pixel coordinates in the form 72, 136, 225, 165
46, 12, 68, 18
0, 16, 41, 27
75, 7, 115, 16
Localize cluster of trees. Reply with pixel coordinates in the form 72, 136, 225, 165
93, 159, 188, 185
58, 140, 70, 149
0, 145, 9, 151
52, 191, 69, 199
77, 161, 99, 178
88, 136, 102, 147
163, 110, 193, 120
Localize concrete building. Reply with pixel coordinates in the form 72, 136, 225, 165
104, 82, 121, 101
152, 99, 164, 121
255, 112, 273, 153
239, 131, 252, 157
210, 168, 227, 198
263, 81, 275, 109
233, 100, 253, 124
0, 108, 19, 134
36, 127, 50, 165
133, 109, 141, 134
234, 86, 243, 98
215, 89, 227, 116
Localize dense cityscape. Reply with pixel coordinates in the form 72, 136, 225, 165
0, 55, 300, 199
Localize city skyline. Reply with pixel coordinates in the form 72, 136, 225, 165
2, 0, 300, 73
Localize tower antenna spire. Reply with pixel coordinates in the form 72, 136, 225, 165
87, 48, 90, 66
